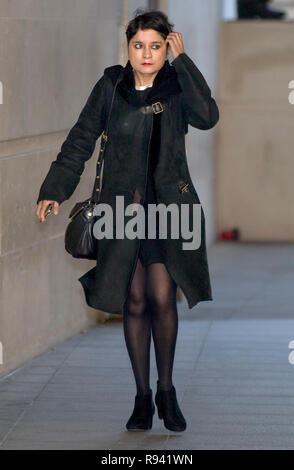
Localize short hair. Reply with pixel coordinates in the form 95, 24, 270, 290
125, 8, 174, 45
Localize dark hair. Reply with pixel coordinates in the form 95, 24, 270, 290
125, 8, 174, 45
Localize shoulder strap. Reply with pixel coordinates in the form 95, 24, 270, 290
91, 68, 123, 204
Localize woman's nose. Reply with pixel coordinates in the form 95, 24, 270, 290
143, 49, 152, 58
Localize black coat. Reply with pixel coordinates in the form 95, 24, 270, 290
37, 52, 219, 314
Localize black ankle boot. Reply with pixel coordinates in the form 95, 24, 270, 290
126, 388, 155, 431
155, 380, 186, 432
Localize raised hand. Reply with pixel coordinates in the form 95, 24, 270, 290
166, 32, 185, 60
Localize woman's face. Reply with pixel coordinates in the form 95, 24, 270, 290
128, 28, 168, 76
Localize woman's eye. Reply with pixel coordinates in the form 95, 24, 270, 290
134, 45, 160, 49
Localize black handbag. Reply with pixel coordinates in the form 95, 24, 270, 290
64, 70, 122, 260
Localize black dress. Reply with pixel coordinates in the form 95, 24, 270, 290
133, 86, 165, 268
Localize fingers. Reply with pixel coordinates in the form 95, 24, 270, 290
166, 32, 184, 57
35, 202, 41, 220
53, 201, 59, 216
37, 201, 49, 223
35, 200, 59, 223
167, 32, 182, 37
167, 32, 183, 43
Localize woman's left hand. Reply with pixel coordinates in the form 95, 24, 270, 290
166, 32, 185, 60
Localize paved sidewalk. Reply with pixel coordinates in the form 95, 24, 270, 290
1, 241, 294, 450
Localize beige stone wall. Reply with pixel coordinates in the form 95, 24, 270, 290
0, 0, 122, 377
217, 21, 294, 241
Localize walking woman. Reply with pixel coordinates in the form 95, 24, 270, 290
35, 9, 219, 432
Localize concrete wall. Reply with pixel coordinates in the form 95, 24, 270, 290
217, 21, 294, 241
0, 0, 122, 377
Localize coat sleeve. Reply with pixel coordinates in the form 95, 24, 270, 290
171, 52, 219, 130
36, 74, 107, 205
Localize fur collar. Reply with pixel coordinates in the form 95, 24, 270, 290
104, 59, 182, 107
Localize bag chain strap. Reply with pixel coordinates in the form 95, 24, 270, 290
89, 70, 165, 206
90, 70, 123, 206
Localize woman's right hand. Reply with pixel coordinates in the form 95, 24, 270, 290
36, 200, 59, 223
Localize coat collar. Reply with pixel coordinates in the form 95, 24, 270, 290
104, 59, 182, 107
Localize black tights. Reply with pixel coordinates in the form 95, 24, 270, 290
123, 259, 178, 396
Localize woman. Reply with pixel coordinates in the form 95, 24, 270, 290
35, 9, 219, 432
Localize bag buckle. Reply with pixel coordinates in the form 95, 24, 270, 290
178, 182, 189, 193
152, 102, 164, 114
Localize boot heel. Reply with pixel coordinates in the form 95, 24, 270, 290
155, 380, 187, 432
155, 391, 163, 419
147, 404, 156, 427
156, 398, 163, 419
147, 415, 153, 429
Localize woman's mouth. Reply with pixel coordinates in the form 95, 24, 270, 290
142, 63, 152, 66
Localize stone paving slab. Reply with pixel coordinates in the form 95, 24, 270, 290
1, 241, 294, 450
